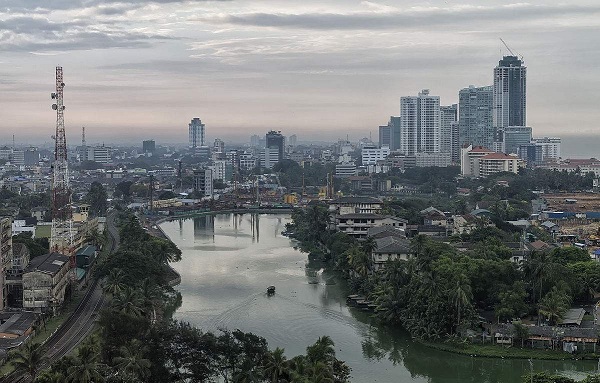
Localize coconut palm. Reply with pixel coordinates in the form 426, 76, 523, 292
11, 342, 46, 381
306, 336, 335, 365
112, 286, 145, 317
103, 269, 126, 297
452, 274, 472, 331
112, 339, 151, 382
263, 347, 288, 383
345, 246, 370, 278
66, 344, 104, 383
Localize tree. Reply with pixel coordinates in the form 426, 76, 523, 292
344, 245, 370, 278
452, 274, 473, 331
112, 286, 145, 317
512, 322, 529, 348
65, 344, 104, 383
495, 281, 528, 322
85, 182, 108, 217
539, 287, 570, 325
112, 339, 151, 382
11, 342, 46, 381
263, 347, 288, 383
103, 269, 126, 297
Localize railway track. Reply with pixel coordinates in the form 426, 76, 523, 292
1, 212, 119, 383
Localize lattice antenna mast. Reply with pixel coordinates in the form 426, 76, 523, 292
50, 66, 74, 258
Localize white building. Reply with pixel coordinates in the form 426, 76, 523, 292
460, 145, 494, 176
11, 220, 35, 237
412, 152, 452, 168
477, 153, 523, 177
239, 151, 256, 171
361, 146, 390, 165
532, 137, 561, 161
210, 160, 227, 181
262, 147, 280, 170
335, 162, 357, 178
400, 89, 441, 155
440, 104, 457, 155
87, 146, 112, 164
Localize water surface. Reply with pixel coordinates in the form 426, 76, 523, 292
161, 213, 597, 382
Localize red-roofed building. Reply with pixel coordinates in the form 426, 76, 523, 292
478, 153, 523, 177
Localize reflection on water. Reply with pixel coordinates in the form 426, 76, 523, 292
160, 213, 597, 383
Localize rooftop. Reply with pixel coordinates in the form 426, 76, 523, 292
25, 252, 70, 276
331, 196, 383, 205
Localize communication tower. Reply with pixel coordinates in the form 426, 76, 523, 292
50, 66, 74, 260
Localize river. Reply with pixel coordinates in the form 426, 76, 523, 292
160, 213, 597, 382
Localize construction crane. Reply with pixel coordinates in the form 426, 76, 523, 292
499, 38, 523, 61
50, 66, 74, 260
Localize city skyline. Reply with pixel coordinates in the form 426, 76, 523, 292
0, 1, 599, 144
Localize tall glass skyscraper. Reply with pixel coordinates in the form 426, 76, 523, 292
493, 56, 527, 129
458, 85, 494, 148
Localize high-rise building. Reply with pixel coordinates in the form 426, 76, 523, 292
213, 138, 225, 154
450, 121, 460, 163
86, 145, 112, 164
288, 135, 298, 147
378, 124, 391, 148
361, 146, 390, 165
458, 85, 494, 148
189, 118, 205, 148
440, 104, 457, 155
497, 126, 532, 154
250, 135, 261, 147
24, 147, 39, 166
143, 140, 156, 153
389, 116, 401, 151
493, 56, 527, 129
265, 131, 284, 163
532, 137, 561, 161
262, 147, 280, 169
400, 90, 440, 155
193, 168, 213, 197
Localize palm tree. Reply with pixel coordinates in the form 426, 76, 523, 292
345, 246, 370, 278
85, 228, 105, 248
66, 344, 104, 383
310, 361, 334, 383
112, 286, 145, 317
11, 342, 46, 381
263, 347, 288, 383
140, 278, 159, 321
306, 336, 335, 365
103, 269, 126, 297
288, 356, 309, 383
361, 237, 378, 256
112, 339, 151, 382
539, 288, 569, 325
452, 274, 472, 331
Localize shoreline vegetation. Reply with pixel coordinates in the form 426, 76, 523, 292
21, 210, 353, 383
285, 202, 600, 370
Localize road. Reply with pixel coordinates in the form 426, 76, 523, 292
1, 211, 119, 383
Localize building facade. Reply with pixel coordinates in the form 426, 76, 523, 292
493, 56, 527, 129
23, 252, 70, 313
378, 124, 391, 148
361, 146, 390, 165
497, 126, 532, 154
532, 137, 561, 161
0, 218, 12, 310
458, 85, 494, 149
400, 90, 440, 155
440, 104, 457, 155
193, 168, 213, 197
189, 118, 205, 148
265, 131, 284, 163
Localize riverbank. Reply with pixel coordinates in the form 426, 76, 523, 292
420, 340, 600, 361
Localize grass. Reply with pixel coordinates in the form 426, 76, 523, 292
35, 224, 51, 238
421, 340, 600, 360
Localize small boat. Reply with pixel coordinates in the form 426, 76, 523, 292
267, 286, 276, 296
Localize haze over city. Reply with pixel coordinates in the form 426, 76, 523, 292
1, 0, 599, 145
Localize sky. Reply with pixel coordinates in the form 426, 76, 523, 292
0, 0, 599, 146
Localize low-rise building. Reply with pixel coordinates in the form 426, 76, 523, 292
23, 252, 71, 313
335, 214, 407, 240
329, 196, 383, 215
371, 236, 412, 271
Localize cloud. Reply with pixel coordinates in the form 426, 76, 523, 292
0, 15, 175, 52
0, 0, 230, 12
200, 4, 600, 30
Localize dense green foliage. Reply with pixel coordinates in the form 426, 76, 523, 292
85, 182, 108, 217
289, 208, 600, 340
12, 232, 49, 258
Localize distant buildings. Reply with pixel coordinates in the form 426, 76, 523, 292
142, 140, 155, 154
497, 126, 532, 154
460, 145, 523, 177
378, 124, 391, 148
265, 131, 284, 163
213, 138, 225, 154
23, 252, 70, 313
400, 89, 440, 155
189, 118, 205, 148
532, 137, 561, 160
85, 145, 112, 164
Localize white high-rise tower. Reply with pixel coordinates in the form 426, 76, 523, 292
400, 89, 440, 155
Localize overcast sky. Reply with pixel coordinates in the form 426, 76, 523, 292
1, 0, 599, 145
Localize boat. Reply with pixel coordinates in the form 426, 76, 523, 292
267, 286, 276, 296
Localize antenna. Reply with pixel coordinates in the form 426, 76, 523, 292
82, 126, 86, 147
